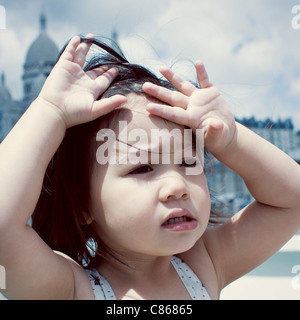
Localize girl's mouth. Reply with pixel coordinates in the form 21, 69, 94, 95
162, 216, 191, 225
161, 209, 198, 231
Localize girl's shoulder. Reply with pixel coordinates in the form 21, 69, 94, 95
177, 234, 220, 299
54, 251, 94, 300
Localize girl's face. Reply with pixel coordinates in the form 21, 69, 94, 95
90, 95, 211, 260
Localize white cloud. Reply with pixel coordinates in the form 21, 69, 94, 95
290, 77, 300, 99
1, 0, 300, 128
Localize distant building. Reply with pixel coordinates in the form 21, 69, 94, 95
0, 73, 22, 141
238, 117, 295, 153
206, 116, 299, 214
0, 12, 59, 141
23, 12, 59, 104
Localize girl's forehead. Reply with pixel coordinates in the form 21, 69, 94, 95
95, 95, 204, 174
98, 94, 193, 154
109, 117, 187, 158
119, 94, 184, 132
128, 112, 183, 133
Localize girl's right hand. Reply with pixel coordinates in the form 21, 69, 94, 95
143, 62, 236, 156
37, 35, 127, 128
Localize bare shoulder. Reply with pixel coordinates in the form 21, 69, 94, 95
54, 251, 94, 300
178, 236, 220, 299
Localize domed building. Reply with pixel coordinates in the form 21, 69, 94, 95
23, 12, 59, 103
0, 12, 59, 141
0, 73, 21, 141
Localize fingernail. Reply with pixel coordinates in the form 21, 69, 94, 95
85, 33, 94, 39
159, 66, 169, 72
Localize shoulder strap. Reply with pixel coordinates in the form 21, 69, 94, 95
171, 256, 211, 300
86, 268, 117, 300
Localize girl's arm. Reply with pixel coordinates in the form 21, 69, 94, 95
204, 122, 300, 289
143, 62, 300, 291
0, 36, 126, 299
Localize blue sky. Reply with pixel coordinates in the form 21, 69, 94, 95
1, 0, 300, 129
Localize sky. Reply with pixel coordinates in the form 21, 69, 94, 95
1, 0, 300, 129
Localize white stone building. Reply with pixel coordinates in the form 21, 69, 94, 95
0, 12, 59, 141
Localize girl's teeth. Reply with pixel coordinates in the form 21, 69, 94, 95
164, 216, 187, 225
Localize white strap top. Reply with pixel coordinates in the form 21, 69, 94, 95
86, 256, 211, 300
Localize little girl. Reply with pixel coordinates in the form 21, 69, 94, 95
1, 34, 300, 300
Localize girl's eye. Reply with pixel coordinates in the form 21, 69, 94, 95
179, 159, 197, 168
129, 165, 153, 175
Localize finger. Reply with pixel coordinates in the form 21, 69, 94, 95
59, 36, 81, 62
93, 67, 119, 98
202, 118, 224, 148
142, 82, 188, 109
92, 95, 127, 118
86, 66, 109, 80
146, 103, 190, 126
159, 66, 196, 96
73, 33, 94, 68
203, 118, 224, 134
195, 61, 213, 89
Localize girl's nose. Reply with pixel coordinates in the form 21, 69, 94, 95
158, 174, 190, 202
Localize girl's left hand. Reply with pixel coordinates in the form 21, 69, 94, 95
142, 61, 236, 155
